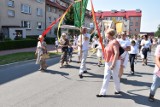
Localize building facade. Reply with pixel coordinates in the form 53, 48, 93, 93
0, 0, 92, 40
0, 0, 45, 40
46, 0, 71, 38
95, 9, 142, 35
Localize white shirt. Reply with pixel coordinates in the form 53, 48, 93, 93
129, 45, 138, 54
119, 39, 131, 48
78, 33, 90, 51
37, 41, 42, 48
141, 39, 152, 48
55, 40, 59, 46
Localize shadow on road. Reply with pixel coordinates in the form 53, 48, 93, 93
45, 69, 69, 76
121, 78, 152, 87
0, 57, 60, 85
100, 91, 160, 107
83, 72, 104, 79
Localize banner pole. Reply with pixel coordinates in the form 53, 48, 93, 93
80, 0, 83, 60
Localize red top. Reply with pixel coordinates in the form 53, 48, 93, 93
104, 39, 120, 62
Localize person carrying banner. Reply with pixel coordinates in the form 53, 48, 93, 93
78, 28, 90, 78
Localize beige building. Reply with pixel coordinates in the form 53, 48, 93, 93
46, 0, 71, 38
0, 0, 45, 40
0, 0, 92, 40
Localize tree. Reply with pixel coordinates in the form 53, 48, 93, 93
155, 24, 160, 37
64, 6, 74, 25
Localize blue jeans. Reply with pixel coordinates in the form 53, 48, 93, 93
150, 74, 160, 96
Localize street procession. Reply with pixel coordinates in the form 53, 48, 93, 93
36, 0, 159, 101
0, 0, 160, 106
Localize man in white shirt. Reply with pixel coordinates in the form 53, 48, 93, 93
141, 35, 152, 65
118, 32, 131, 78
78, 28, 90, 78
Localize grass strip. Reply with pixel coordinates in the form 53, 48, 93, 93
0, 52, 61, 65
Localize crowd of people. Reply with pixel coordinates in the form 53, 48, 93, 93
35, 28, 160, 102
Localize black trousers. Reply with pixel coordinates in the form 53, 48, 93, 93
129, 54, 136, 72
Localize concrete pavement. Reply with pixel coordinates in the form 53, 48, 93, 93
0, 51, 159, 107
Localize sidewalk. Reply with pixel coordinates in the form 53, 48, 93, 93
0, 45, 59, 56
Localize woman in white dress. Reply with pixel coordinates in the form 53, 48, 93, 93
35, 35, 48, 71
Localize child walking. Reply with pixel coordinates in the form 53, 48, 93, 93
96, 42, 103, 67
128, 40, 138, 75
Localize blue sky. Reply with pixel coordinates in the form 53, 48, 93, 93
87, 0, 160, 32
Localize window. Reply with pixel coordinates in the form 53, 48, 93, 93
136, 22, 138, 26
50, 0, 55, 2
49, 30, 52, 34
36, 0, 44, 3
130, 22, 133, 26
49, 17, 51, 23
135, 28, 139, 32
130, 17, 134, 21
48, 6, 51, 12
8, 0, 14, 7
37, 8, 43, 16
136, 17, 139, 21
8, 10, 15, 17
119, 17, 123, 20
37, 22, 43, 29
21, 21, 31, 29
52, 8, 57, 13
21, 4, 31, 14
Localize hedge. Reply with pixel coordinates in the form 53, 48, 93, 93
0, 37, 55, 51
0, 39, 37, 51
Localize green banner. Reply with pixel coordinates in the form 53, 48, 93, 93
74, 0, 88, 28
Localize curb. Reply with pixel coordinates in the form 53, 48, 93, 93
0, 55, 61, 70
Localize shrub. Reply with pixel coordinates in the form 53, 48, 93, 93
0, 39, 37, 51
45, 37, 55, 44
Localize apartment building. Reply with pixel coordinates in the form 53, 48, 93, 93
0, 0, 45, 40
0, 0, 92, 40
95, 9, 142, 35
84, 9, 92, 29
46, 0, 71, 37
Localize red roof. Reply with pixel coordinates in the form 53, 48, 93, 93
95, 10, 142, 19
46, 0, 67, 11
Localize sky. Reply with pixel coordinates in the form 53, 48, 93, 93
87, 0, 160, 32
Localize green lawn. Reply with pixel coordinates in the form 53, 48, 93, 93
0, 52, 61, 65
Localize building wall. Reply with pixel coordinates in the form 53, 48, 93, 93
46, 4, 64, 37
46, 0, 67, 38
0, 0, 45, 37
0, 0, 92, 39
95, 10, 142, 35
129, 16, 141, 35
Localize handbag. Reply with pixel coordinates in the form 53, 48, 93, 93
119, 46, 125, 56
41, 53, 50, 59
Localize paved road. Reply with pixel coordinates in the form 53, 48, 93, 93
0, 52, 159, 107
